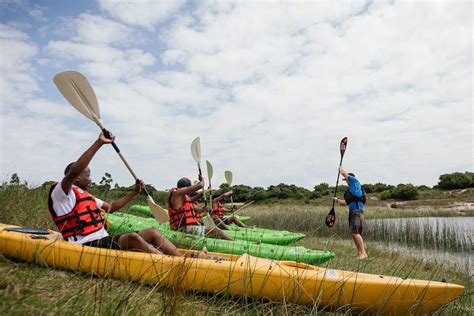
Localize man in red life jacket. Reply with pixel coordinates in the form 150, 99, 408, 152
49, 131, 206, 258
168, 177, 233, 240
211, 191, 246, 229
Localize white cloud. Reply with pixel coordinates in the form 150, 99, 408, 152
0, 23, 38, 108
99, 0, 185, 30
76, 13, 131, 44
1, 1, 472, 189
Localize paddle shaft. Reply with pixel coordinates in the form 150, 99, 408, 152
330, 152, 346, 209
100, 128, 151, 197
197, 163, 208, 208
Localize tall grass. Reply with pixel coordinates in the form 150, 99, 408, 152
0, 185, 472, 315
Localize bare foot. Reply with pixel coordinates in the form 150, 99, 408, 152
356, 253, 368, 260
196, 247, 208, 259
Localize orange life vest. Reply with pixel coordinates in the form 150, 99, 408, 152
167, 189, 201, 230
211, 200, 224, 219
47, 183, 104, 240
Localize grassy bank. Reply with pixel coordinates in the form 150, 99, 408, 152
0, 185, 472, 314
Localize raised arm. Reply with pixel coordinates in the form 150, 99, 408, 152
61, 132, 114, 193
212, 191, 232, 203
339, 166, 349, 180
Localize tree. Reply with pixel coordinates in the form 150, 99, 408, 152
438, 172, 473, 190
9, 173, 20, 186
100, 172, 113, 190
391, 184, 419, 200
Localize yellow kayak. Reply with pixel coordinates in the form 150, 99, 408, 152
0, 224, 463, 314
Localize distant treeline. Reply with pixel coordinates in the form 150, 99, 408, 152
3, 171, 473, 204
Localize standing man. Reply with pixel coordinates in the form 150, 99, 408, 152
48, 131, 199, 257
334, 166, 368, 259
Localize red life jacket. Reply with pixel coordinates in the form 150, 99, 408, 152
211, 201, 224, 219
47, 183, 104, 240
167, 189, 201, 230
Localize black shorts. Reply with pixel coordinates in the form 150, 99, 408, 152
348, 211, 364, 234
83, 234, 122, 250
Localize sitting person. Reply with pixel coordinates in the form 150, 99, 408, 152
48, 131, 206, 258
211, 191, 246, 229
168, 177, 233, 240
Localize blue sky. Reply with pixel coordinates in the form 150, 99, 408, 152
0, 0, 472, 189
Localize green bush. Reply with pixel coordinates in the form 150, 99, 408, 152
438, 172, 474, 190
390, 184, 419, 200
379, 191, 392, 200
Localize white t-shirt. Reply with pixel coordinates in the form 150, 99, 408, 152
50, 183, 109, 244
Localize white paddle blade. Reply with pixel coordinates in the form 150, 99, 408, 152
206, 160, 213, 181
224, 170, 233, 186
190, 137, 201, 163
53, 71, 101, 122
147, 196, 169, 223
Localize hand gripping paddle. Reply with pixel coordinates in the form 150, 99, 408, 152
190, 137, 217, 229
53, 70, 169, 223
325, 137, 348, 228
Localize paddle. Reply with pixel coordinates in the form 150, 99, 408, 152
232, 200, 255, 214
325, 137, 348, 228
53, 70, 169, 223
190, 137, 217, 228
224, 170, 236, 211
206, 160, 214, 209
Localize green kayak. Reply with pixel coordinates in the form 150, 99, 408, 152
107, 213, 334, 265
113, 212, 304, 245
130, 204, 251, 223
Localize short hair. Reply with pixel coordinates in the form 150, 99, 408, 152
64, 162, 75, 175
177, 177, 192, 188
348, 172, 355, 177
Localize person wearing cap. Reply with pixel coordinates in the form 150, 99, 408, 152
168, 177, 233, 240
333, 166, 368, 259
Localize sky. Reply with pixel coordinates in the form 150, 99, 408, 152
0, 0, 472, 190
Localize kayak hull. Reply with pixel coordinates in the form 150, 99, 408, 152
0, 224, 464, 314
107, 213, 333, 265
114, 212, 304, 245
130, 205, 251, 223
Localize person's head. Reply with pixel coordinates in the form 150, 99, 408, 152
343, 172, 355, 184
65, 162, 92, 190
177, 177, 192, 188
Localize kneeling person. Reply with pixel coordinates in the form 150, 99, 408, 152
48, 132, 190, 257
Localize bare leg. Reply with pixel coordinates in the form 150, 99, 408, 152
228, 216, 246, 227
137, 228, 183, 257
213, 216, 230, 230
206, 226, 234, 241
117, 232, 161, 254
351, 233, 368, 259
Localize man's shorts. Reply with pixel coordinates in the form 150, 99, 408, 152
182, 225, 206, 236
348, 211, 364, 235
83, 234, 122, 250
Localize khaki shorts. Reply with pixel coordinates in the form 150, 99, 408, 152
182, 225, 206, 236
348, 211, 364, 234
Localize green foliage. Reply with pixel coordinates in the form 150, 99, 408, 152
364, 183, 395, 193
438, 172, 474, 190
382, 184, 419, 200
312, 183, 330, 198
9, 173, 20, 186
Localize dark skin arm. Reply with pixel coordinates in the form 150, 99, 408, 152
170, 178, 205, 210
102, 180, 144, 213
61, 132, 114, 193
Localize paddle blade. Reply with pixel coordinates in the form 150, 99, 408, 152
224, 170, 233, 186
53, 71, 101, 122
147, 196, 169, 223
191, 137, 201, 163
206, 160, 213, 181
340, 137, 348, 157
325, 207, 336, 228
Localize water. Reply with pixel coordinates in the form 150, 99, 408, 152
366, 217, 473, 276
